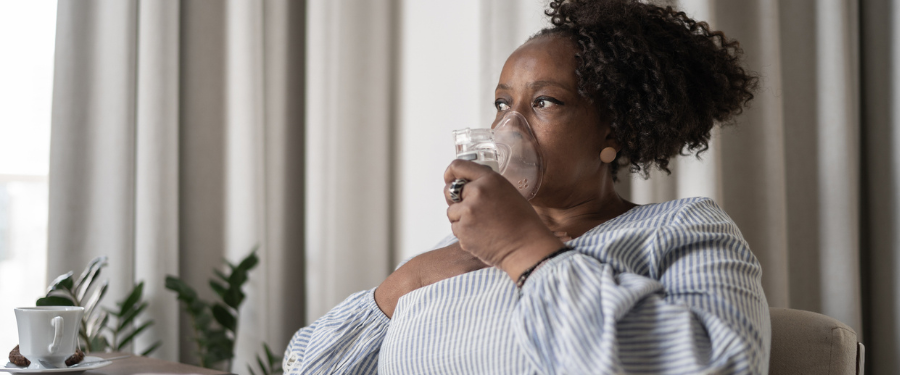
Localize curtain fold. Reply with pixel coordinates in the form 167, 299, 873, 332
304, 0, 395, 320
779, 0, 862, 334
861, 0, 900, 373
49, 0, 306, 372
49, 0, 138, 319
261, 0, 307, 358
133, 0, 180, 362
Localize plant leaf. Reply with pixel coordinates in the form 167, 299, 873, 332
189, 299, 208, 316
89, 334, 109, 353
75, 256, 108, 302
213, 268, 229, 282
117, 302, 148, 332
140, 341, 162, 357
83, 280, 109, 321
223, 286, 244, 310
194, 310, 213, 331
209, 280, 227, 300
87, 310, 109, 338
203, 328, 234, 365
74, 256, 106, 288
36, 296, 75, 306
46, 271, 74, 293
228, 251, 258, 287
257, 356, 269, 375
165, 276, 199, 302
237, 250, 259, 274
118, 320, 153, 349
248, 366, 258, 375
119, 281, 144, 316
264, 343, 276, 365
211, 304, 237, 332
103, 306, 121, 317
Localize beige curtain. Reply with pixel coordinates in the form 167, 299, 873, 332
48, 0, 305, 371
304, 0, 397, 321
860, 1, 900, 373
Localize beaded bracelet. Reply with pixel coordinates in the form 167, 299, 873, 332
515, 246, 573, 289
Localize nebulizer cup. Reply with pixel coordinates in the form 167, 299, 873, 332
452, 128, 502, 172
451, 111, 544, 200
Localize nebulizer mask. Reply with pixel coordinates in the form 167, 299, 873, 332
452, 111, 544, 200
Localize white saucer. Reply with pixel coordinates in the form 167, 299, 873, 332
1, 356, 111, 374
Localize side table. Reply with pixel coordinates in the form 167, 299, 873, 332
82, 352, 234, 375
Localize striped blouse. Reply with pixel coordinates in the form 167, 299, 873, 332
284, 197, 771, 374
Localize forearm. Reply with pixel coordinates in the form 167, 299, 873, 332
374, 266, 418, 318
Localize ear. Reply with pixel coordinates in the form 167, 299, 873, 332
598, 122, 620, 164
601, 121, 621, 152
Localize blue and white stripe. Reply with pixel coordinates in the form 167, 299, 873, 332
285, 197, 771, 374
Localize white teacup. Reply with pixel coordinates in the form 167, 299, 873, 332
14, 306, 84, 368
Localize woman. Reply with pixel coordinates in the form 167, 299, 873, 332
285, 0, 769, 373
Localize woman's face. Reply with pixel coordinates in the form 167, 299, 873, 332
493, 36, 616, 203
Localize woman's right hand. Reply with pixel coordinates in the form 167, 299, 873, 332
374, 242, 488, 318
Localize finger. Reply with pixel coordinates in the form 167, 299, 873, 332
444, 180, 465, 206
449, 220, 461, 243
443, 159, 495, 185
444, 183, 454, 206
444, 175, 479, 206
446, 201, 466, 223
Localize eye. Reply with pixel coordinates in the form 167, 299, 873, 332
494, 99, 510, 112
533, 96, 564, 109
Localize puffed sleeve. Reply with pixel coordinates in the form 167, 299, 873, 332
283, 234, 458, 374
512, 198, 771, 374
283, 288, 389, 374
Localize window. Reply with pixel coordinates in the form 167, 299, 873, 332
0, 0, 57, 351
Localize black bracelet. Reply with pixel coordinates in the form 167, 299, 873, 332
515, 246, 573, 289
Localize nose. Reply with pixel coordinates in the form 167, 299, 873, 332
511, 101, 531, 114
491, 99, 534, 129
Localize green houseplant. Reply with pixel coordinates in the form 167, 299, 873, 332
249, 343, 283, 375
165, 249, 259, 370
37, 256, 161, 355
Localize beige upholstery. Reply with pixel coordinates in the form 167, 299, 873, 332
769, 307, 865, 375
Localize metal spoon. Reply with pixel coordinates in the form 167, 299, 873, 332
67, 354, 131, 368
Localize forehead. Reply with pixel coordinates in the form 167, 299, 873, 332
498, 36, 579, 88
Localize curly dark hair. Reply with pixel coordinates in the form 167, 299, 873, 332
533, 0, 758, 180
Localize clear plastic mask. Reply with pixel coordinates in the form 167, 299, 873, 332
452, 111, 544, 200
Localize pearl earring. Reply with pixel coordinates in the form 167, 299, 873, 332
600, 147, 617, 163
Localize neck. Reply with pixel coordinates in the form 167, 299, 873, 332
530, 180, 635, 239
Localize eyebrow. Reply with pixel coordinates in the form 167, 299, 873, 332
528, 80, 568, 90
495, 80, 569, 92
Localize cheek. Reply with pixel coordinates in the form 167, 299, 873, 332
537, 125, 607, 181
538, 132, 600, 179
537, 123, 599, 158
